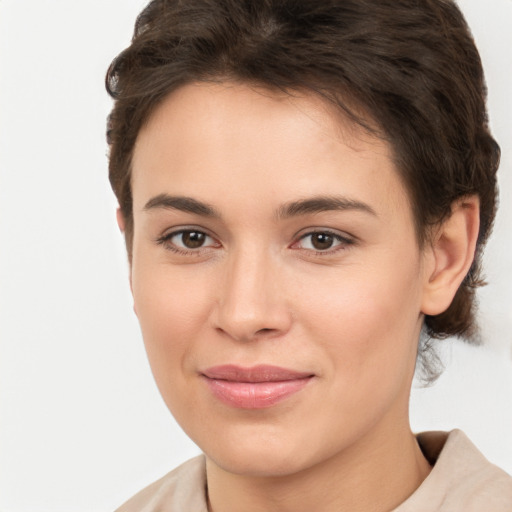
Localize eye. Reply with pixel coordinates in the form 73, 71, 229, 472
173, 230, 210, 249
294, 230, 354, 252
157, 229, 219, 253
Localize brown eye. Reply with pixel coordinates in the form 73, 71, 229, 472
181, 231, 206, 249
160, 229, 218, 252
310, 233, 334, 250
295, 231, 352, 253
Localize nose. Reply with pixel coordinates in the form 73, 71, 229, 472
211, 247, 292, 342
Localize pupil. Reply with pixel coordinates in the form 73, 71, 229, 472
312, 233, 333, 250
183, 231, 205, 248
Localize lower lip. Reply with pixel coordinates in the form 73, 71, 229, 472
203, 377, 312, 409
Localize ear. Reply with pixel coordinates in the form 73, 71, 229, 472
421, 196, 480, 316
116, 208, 136, 311
116, 207, 126, 233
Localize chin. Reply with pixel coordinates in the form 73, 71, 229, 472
194, 420, 328, 478
208, 444, 310, 478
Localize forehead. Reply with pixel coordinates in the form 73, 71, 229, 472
131, 82, 411, 223
135, 81, 385, 161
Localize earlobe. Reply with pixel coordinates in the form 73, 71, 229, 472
116, 207, 126, 233
421, 196, 480, 316
116, 208, 126, 233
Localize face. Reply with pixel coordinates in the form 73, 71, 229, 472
130, 82, 430, 477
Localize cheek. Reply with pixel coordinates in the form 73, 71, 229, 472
131, 260, 214, 380
299, 258, 423, 389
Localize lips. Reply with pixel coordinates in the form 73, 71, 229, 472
201, 364, 314, 409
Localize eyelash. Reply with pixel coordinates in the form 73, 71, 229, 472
293, 230, 355, 255
156, 229, 219, 256
155, 228, 355, 256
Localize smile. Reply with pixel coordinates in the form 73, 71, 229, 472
201, 365, 314, 409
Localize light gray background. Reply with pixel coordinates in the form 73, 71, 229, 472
0, 1, 511, 510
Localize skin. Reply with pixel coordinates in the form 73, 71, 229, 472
126, 82, 479, 512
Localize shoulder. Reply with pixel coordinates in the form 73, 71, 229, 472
115, 455, 208, 512
395, 430, 512, 511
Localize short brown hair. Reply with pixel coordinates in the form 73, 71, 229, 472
106, 0, 499, 348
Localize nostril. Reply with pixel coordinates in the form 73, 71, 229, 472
255, 328, 276, 335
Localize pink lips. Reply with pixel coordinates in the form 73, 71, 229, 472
201, 365, 313, 409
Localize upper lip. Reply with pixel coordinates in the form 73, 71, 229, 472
202, 364, 313, 383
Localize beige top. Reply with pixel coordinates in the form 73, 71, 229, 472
116, 430, 512, 511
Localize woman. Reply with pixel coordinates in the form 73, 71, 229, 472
106, 0, 512, 510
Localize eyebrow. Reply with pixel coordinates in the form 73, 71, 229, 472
144, 194, 220, 217
143, 193, 376, 219
277, 196, 377, 219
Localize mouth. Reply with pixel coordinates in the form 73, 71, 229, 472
201, 364, 314, 409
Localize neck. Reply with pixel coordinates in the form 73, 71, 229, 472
206, 420, 431, 512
